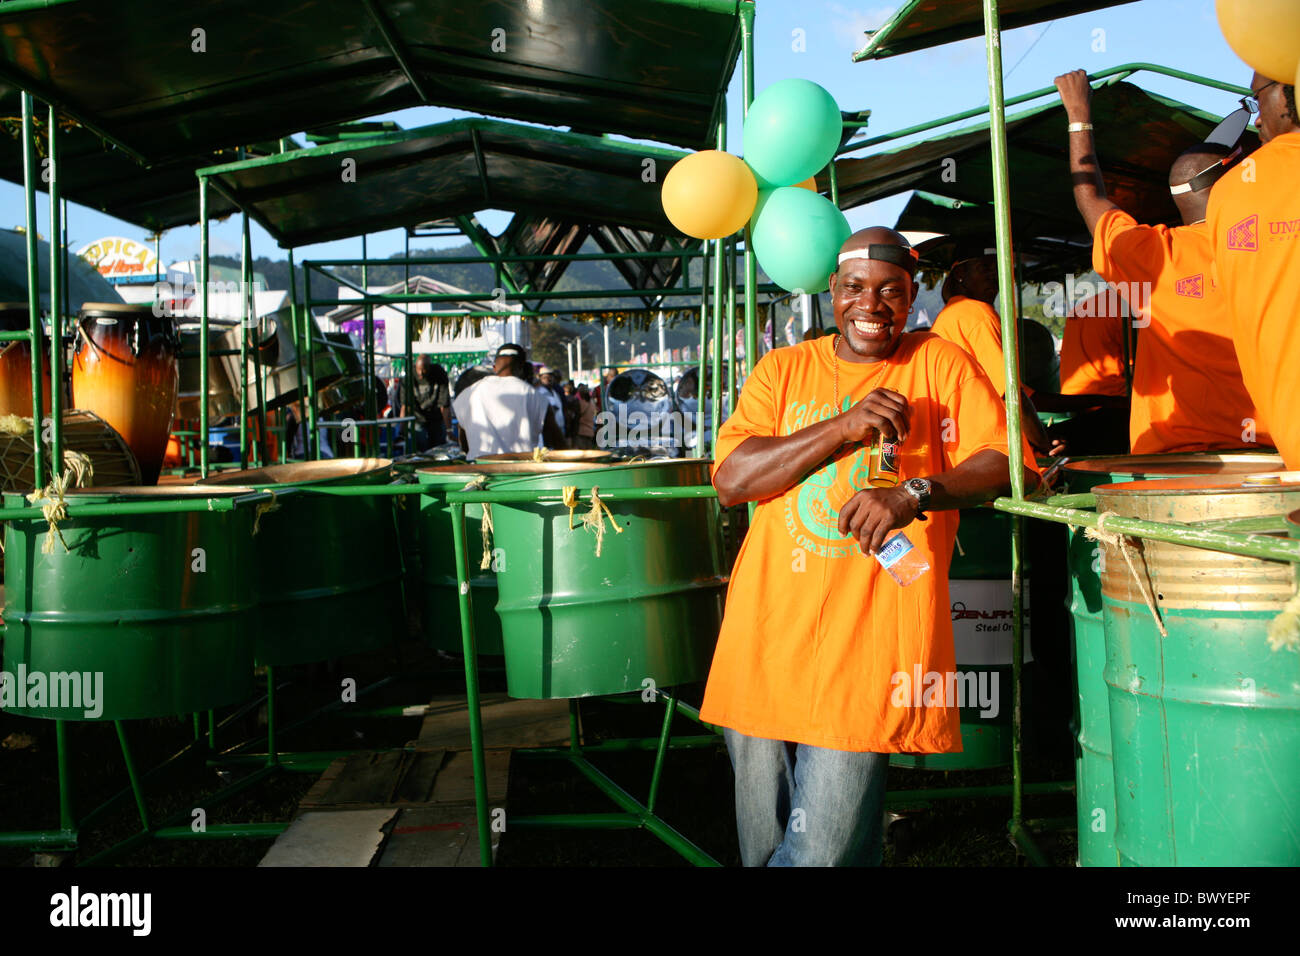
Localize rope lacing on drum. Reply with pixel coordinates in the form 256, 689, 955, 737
561, 485, 624, 558
252, 488, 279, 536
26, 450, 94, 554
532, 446, 549, 463
1085, 510, 1167, 638
463, 477, 494, 571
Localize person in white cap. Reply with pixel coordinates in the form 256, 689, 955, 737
534, 365, 566, 444
453, 344, 565, 459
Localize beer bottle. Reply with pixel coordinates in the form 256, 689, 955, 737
868, 432, 901, 488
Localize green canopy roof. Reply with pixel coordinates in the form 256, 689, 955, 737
834, 81, 1256, 249
0, 84, 296, 230
0, 0, 741, 163
894, 191, 1093, 278
853, 0, 1139, 60
200, 117, 691, 248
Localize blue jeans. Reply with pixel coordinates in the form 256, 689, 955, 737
723, 728, 890, 867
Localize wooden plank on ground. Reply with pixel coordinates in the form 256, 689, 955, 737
259, 809, 396, 867
375, 806, 493, 867
430, 748, 511, 806
416, 692, 571, 750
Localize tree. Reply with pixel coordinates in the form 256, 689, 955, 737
528, 319, 570, 374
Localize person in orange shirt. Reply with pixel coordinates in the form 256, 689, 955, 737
1043, 290, 1133, 455
706, 226, 1038, 867
1208, 73, 1300, 468
1058, 290, 1131, 399
1054, 69, 1272, 455
923, 238, 1060, 455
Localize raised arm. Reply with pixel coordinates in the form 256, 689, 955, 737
713, 387, 911, 508
1055, 69, 1120, 235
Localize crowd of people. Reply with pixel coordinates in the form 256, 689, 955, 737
385, 346, 604, 457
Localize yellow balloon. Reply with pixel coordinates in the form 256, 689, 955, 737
794, 176, 818, 192
1217, 0, 1300, 83
661, 150, 758, 240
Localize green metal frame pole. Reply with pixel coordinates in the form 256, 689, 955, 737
981, 0, 1036, 858
645, 690, 678, 814
362, 234, 377, 456
450, 500, 493, 867
243, 211, 265, 466
46, 104, 63, 472
696, 241, 709, 454
740, 0, 757, 389
403, 232, 414, 451
303, 264, 319, 459
21, 94, 44, 489
288, 248, 304, 462
199, 177, 211, 476
115, 721, 151, 832
726, 237, 737, 416
55, 720, 74, 835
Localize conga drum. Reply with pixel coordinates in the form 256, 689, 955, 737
72, 303, 179, 484
0, 302, 52, 417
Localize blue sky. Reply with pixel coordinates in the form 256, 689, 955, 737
0, 0, 1256, 268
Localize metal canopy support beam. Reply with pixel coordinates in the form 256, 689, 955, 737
469, 127, 491, 206
837, 62, 1252, 156
456, 214, 521, 296
361, 0, 430, 103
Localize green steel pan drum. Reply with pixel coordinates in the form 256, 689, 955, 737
486, 459, 728, 699
412, 461, 610, 655
1058, 452, 1283, 866
1094, 472, 1300, 866
476, 450, 615, 463
197, 458, 402, 666
1, 485, 257, 720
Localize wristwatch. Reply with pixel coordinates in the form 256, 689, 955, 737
902, 477, 932, 520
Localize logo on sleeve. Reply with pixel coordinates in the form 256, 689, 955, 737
1174, 274, 1204, 298
1226, 215, 1258, 251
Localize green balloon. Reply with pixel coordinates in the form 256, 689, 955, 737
743, 79, 841, 187
750, 187, 851, 294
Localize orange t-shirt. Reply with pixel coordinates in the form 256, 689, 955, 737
1093, 208, 1270, 454
1058, 291, 1131, 397
929, 295, 1020, 398
1208, 131, 1300, 468
700, 333, 1038, 753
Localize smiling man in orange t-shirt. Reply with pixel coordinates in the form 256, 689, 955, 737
704, 227, 1038, 867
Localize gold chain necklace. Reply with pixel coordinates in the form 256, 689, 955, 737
832, 333, 890, 414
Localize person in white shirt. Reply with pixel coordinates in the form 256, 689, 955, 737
453, 344, 566, 459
